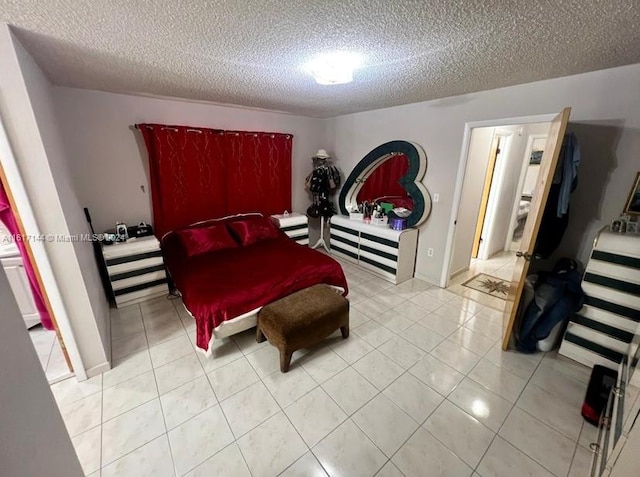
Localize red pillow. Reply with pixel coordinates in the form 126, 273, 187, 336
227, 216, 281, 246
177, 223, 238, 257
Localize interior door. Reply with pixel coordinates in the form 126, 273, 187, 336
501, 107, 571, 350
471, 136, 501, 258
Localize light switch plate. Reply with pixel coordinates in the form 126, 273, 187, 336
433, 193, 440, 203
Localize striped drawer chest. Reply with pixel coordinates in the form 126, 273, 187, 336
271, 213, 309, 245
330, 215, 418, 285
102, 236, 169, 308
559, 230, 640, 370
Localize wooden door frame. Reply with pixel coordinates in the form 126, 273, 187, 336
441, 113, 557, 288
471, 135, 501, 259
0, 118, 86, 380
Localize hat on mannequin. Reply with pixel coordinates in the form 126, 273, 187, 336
313, 149, 331, 159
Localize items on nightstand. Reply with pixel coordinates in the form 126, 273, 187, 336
128, 222, 154, 238
115, 222, 128, 241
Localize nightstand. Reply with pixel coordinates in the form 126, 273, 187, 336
270, 213, 309, 246
101, 236, 170, 307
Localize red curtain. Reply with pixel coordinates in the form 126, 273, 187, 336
357, 153, 410, 204
225, 131, 292, 216
0, 181, 53, 329
138, 124, 292, 238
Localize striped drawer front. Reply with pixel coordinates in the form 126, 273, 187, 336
331, 229, 360, 249
284, 228, 308, 239
112, 269, 168, 292
105, 249, 163, 267
357, 255, 397, 281
330, 238, 359, 262
331, 222, 360, 239
559, 231, 640, 370
359, 238, 399, 262
108, 260, 165, 280
283, 226, 309, 245
115, 283, 168, 307
358, 249, 397, 275
278, 222, 309, 246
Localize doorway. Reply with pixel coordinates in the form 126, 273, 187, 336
0, 185, 73, 383
446, 121, 551, 306
441, 109, 571, 348
0, 118, 85, 382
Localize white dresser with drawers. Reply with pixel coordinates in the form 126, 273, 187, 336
102, 236, 169, 307
329, 215, 418, 284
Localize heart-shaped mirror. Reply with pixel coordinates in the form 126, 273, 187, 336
339, 140, 431, 227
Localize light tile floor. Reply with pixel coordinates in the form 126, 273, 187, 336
52, 257, 595, 477
30, 326, 72, 383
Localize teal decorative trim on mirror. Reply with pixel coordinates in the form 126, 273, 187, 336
339, 140, 431, 227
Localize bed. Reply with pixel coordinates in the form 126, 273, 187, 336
161, 214, 348, 353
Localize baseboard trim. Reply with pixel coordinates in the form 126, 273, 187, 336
86, 361, 111, 379
450, 266, 470, 280
414, 272, 439, 287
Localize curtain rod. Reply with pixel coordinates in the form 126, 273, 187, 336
131, 124, 291, 138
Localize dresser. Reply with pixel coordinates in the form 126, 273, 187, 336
102, 236, 169, 307
271, 213, 309, 246
559, 230, 640, 370
329, 215, 418, 284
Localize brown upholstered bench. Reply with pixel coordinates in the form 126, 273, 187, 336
256, 284, 349, 372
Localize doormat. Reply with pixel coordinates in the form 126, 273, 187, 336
462, 273, 510, 299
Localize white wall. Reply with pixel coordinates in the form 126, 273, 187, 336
44, 62, 640, 286
0, 26, 109, 373
449, 127, 495, 275
0, 266, 84, 477
326, 63, 640, 284
53, 88, 327, 232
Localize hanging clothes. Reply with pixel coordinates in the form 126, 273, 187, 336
305, 155, 340, 219
534, 132, 581, 258
556, 132, 580, 217
0, 181, 53, 329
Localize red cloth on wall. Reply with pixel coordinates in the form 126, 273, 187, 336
357, 153, 410, 204
138, 124, 292, 238
225, 131, 292, 217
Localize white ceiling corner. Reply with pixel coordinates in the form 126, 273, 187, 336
2, 0, 639, 118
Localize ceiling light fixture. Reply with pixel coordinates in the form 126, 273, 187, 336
306, 52, 362, 85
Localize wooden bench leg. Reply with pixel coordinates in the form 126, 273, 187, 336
256, 326, 266, 343
280, 350, 293, 373
340, 325, 349, 339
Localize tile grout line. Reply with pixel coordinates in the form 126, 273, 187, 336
471, 350, 550, 476
143, 303, 178, 477
183, 299, 257, 477
166, 297, 247, 477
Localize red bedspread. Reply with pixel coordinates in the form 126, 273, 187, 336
164, 235, 348, 351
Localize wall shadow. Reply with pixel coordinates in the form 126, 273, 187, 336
533, 120, 623, 273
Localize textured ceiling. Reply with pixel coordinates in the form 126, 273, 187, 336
2, 0, 640, 117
